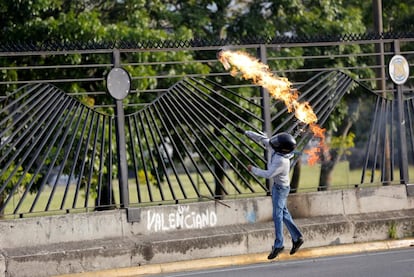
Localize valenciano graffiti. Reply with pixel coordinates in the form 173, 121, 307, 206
147, 205, 218, 232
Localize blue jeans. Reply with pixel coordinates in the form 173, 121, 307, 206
271, 184, 303, 248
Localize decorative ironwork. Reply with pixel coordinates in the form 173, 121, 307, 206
2, 31, 414, 52
0, 83, 116, 215
0, 69, 399, 216
1, 34, 414, 217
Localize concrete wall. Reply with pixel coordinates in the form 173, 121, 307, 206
0, 185, 413, 277
0, 197, 272, 249
288, 184, 414, 218
0, 185, 413, 250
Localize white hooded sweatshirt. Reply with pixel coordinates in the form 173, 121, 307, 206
245, 130, 292, 188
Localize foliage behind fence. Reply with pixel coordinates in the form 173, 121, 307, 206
1, 33, 414, 217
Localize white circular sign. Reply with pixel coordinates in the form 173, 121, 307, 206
106, 67, 131, 100
389, 55, 410, 85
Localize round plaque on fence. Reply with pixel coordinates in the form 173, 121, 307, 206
388, 55, 410, 85
106, 67, 131, 100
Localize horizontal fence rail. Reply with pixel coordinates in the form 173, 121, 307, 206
1, 33, 414, 217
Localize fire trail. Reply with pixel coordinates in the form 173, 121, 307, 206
218, 49, 326, 164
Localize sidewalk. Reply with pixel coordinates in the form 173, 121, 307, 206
56, 238, 414, 277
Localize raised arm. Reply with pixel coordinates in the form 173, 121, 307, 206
244, 130, 270, 147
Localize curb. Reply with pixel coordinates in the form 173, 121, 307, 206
55, 238, 414, 277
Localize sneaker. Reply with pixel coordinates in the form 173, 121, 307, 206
290, 237, 304, 255
267, 246, 284, 260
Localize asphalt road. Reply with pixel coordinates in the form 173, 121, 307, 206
152, 247, 414, 277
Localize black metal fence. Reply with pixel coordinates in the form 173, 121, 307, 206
1, 33, 414, 217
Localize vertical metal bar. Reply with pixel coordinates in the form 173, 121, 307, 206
112, 49, 129, 208
171, 86, 241, 193
27, 97, 74, 213
152, 102, 186, 199
60, 105, 87, 210
142, 109, 166, 200
389, 100, 395, 181
361, 97, 381, 184
258, 45, 272, 194
185, 79, 265, 164
373, 0, 386, 93
76, 112, 96, 209
161, 95, 215, 196
373, 0, 391, 184
158, 96, 205, 198
146, 105, 176, 200
407, 100, 414, 164
127, 116, 142, 203
381, 100, 392, 183
168, 88, 230, 196
96, 116, 106, 206
175, 81, 261, 192
45, 100, 80, 211
133, 115, 154, 202
108, 118, 114, 206
0, 92, 66, 206
6, 92, 70, 213
393, 40, 409, 184
371, 98, 387, 183
72, 109, 92, 209
85, 114, 101, 208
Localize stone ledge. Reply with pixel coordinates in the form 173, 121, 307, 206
2, 209, 413, 277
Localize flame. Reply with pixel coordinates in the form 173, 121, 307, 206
218, 50, 317, 125
304, 123, 328, 165
303, 147, 320, 166
294, 102, 318, 125
309, 123, 326, 139
218, 50, 326, 164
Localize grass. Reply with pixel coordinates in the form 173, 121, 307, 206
3, 161, 411, 218
388, 221, 398, 239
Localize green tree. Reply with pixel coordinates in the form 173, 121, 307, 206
223, 0, 368, 191
2, 0, 411, 207
0, 0, 210, 210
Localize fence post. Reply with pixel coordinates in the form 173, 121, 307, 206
108, 49, 130, 208
257, 44, 272, 194
391, 40, 409, 184
373, 0, 392, 185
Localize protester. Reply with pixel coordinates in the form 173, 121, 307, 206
245, 130, 304, 259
